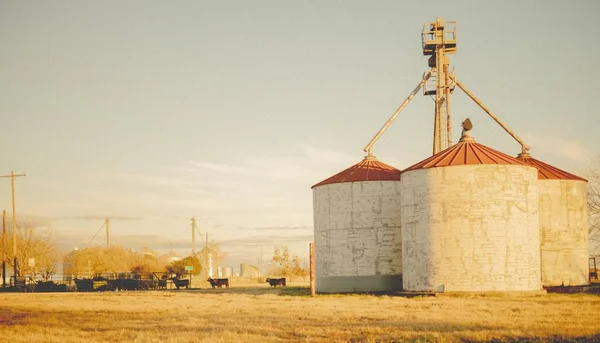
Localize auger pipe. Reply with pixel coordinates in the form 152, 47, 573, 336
364, 72, 431, 156
450, 75, 530, 154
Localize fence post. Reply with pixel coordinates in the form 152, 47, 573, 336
309, 242, 315, 297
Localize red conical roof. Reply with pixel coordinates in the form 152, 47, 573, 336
516, 154, 587, 181
402, 134, 527, 173
311, 156, 400, 189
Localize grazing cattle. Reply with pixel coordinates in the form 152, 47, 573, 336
158, 278, 168, 290
207, 278, 229, 289
170, 277, 190, 289
266, 278, 286, 287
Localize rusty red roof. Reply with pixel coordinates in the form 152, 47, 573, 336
402, 135, 527, 173
516, 154, 587, 181
311, 156, 400, 188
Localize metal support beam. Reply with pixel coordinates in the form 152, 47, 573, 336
445, 65, 453, 147
434, 43, 445, 154
363, 72, 431, 157
450, 75, 530, 154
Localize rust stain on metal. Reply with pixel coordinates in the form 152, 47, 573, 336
402, 137, 527, 172
517, 155, 587, 181
311, 157, 400, 189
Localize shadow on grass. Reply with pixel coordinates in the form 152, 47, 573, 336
463, 334, 600, 343
165, 286, 600, 299
167, 285, 311, 296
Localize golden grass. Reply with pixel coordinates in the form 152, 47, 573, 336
1, 286, 599, 343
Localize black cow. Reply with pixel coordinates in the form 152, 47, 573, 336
170, 277, 190, 289
266, 277, 286, 287
207, 278, 229, 289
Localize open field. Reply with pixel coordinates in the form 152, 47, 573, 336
1, 286, 599, 343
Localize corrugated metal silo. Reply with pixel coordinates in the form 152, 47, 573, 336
312, 156, 402, 292
517, 154, 589, 286
400, 132, 541, 292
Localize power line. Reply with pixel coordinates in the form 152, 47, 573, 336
87, 222, 106, 246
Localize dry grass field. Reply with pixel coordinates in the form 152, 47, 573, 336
1, 284, 599, 343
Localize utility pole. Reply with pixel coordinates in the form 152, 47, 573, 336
2, 210, 6, 287
191, 217, 197, 256
105, 218, 110, 248
0, 170, 26, 279
260, 246, 263, 276
204, 232, 208, 279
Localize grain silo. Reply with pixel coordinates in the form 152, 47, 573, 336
517, 154, 589, 286
312, 156, 403, 293
400, 125, 541, 292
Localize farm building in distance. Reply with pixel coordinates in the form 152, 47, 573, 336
311, 17, 589, 293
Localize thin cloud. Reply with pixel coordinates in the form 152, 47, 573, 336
185, 143, 360, 185
299, 144, 356, 164
220, 234, 314, 247
62, 144, 333, 233
524, 133, 595, 163
187, 158, 322, 184
63, 215, 143, 222
10, 215, 54, 228
253, 225, 312, 231
187, 161, 250, 174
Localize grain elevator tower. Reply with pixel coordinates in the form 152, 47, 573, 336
422, 17, 457, 154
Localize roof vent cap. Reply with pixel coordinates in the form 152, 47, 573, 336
459, 117, 475, 142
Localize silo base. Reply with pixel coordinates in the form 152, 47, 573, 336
316, 274, 403, 293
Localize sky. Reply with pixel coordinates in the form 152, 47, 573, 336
0, 1, 598, 270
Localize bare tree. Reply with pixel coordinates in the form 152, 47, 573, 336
63, 245, 153, 277
271, 246, 306, 281
291, 254, 307, 281
271, 246, 291, 277
4, 221, 60, 280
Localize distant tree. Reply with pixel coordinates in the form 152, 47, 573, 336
63, 245, 156, 277
4, 222, 60, 280
64, 246, 125, 277
130, 247, 161, 275
166, 255, 201, 277
62, 248, 89, 278
291, 255, 307, 281
271, 246, 307, 281
271, 246, 291, 277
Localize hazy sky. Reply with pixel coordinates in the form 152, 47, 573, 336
1, 1, 598, 268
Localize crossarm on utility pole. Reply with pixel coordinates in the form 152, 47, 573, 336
450, 75, 530, 154
0, 171, 26, 278
363, 72, 431, 157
